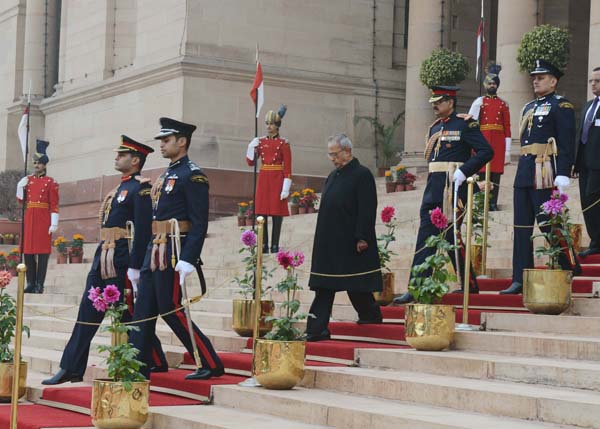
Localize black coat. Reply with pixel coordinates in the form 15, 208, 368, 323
309, 158, 382, 292
576, 98, 600, 195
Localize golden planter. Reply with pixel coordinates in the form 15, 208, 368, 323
91, 379, 149, 429
253, 339, 306, 390
471, 244, 483, 277
523, 268, 572, 315
232, 299, 275, 337
404, 304, 455, 351
373, 272, 395, 305
0, 361, 27, 402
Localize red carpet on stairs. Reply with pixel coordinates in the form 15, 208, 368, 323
42, 385, 201, 409
184, 351, 346, 370
477, 277, 595, 293
580, 254, 600, 264
442, 293, 524, 308
0, 404, 92, 429
150, 368, 246, 398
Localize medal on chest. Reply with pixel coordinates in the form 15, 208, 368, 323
117, 190, 128, 203
164, 174, 178, 193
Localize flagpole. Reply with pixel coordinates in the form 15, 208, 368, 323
252, 45, 259, 232
478, 0, 484, 96
20, 83, 32, 262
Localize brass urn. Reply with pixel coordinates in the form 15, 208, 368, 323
91, 379, 149, 429
253, 339, 306, 389
232, 299, 275, 337
523, 268, 572, 315
373, 272, 395, 305
0, 361, 27, 402
404, 304, 455, 351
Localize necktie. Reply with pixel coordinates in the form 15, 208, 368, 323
582, 97, 599, 145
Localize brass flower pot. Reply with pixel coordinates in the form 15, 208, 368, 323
404, 304, 455, 351
232, 299, 275, 337
471, 244, 483, 277
0, 361, 27, 402
91, 379, 149, 429
523, 268, 572, 315
570, 224, 582, 254
253, 339, 306, 390
373, 272, 395, 305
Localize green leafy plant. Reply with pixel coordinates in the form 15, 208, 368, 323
89, 285, 145, 390
533, 191, 573, 269
232, 230, 273, 299
419, 48, 470, 88
354, 112, 404, 168
70, 233, 85, 257
0, 170, 23, 221
408, 208, 457, 304
265, 251, 309, 341
378, 206, 397, 273
6, 248, 20, 271
472, 191, 489, 246
0, 270, 30, 362
517, 25, 570, 74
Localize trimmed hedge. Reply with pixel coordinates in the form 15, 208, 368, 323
419, 48, 470, 88
516, 25, 570, 74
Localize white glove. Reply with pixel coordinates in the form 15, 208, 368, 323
554, 175, 570, 194
175, 260, 195, 286
127, 268, 140, 295
468, 97, 483, 120
453, 169, 466, 187
16, 176, 28, 200
246, 137, 260, 160
48, 213, 59, 234
505, 137, 512, 165
280, 178, 292, 200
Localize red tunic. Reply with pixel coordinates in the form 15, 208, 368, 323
18, 175, 59, 254
477, 95, 511, 174
246, 135, 292, 216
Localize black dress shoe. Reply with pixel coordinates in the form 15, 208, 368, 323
392, 292, 414, 305
24, 284, 36, 294
305, 330, 331, 342
356, 317, 383, 325
489, 203, 498, 212
579, 248, 600, 258
270, 245, 279, 254
451, 287, 480, 294
41, 368, 83, 385
262, 245, 269, 255
150, 365, 169, 373
35, 283, 44, 294
499, 282, 522, 295
184, 366, 224, 380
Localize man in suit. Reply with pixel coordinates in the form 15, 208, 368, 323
575, 67, 600, 258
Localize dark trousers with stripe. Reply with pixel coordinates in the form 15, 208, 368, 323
578, 165, 600, 249
60, 263, 167, 377
512, 187, 573, 283
410, 203, 478, 291
130, 246, 223, 379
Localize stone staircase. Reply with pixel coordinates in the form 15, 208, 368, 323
5, 161, 600, 428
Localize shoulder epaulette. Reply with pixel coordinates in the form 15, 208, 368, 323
138, 188, 151, 196
190, 175, 209, 185
468, 120, 480, 129
188, 161, 201, 171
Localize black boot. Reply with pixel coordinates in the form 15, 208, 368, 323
184, 366, 224, 380
270, 216, 282, 254
305, 329, 331, 342
24, 254, 37, 294
392, 292, 414, 305
41, 368, 83, 385
490, 172, 501, 210
499, 282, 522, 295
35, 254, 49, 294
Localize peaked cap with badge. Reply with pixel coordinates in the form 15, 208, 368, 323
154, 117, 197, 140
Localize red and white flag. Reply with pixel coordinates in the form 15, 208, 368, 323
17, 105, 29, 161
475, 2, 486, 81
250, 61, 264, 118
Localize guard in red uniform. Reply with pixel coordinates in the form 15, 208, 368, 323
246, 105, 292, 253
468, 64, 512, 211
16, 139, 59, 294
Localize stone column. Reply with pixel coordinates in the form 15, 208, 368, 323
496, 0, 537, 138
22, 0, 59, 99
589, 0, 600, 99
402, 0, 442, 169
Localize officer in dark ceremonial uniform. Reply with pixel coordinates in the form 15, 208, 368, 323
43, 136, 167, 385
501, 60, 579, 295
130, 118, 224, 380
394, 86, 493, 305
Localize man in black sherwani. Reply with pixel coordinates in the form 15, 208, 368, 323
305, 133, 383, 342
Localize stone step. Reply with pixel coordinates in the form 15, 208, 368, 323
571, 298, 600, 316
357, 348, 600, 391
301, 366, 600, 427
454, 331, 600, 361
212, 384, 581, 429
482, 312, 600, 336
